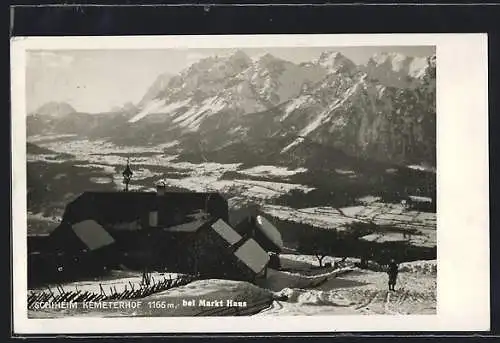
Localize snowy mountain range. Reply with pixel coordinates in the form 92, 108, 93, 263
27, 50, 436, 167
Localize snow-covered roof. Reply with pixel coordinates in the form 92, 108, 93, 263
71, 220, 115, 251
211, 219, 242, 246
255, 215, 284, 250
234, 238, 270, 274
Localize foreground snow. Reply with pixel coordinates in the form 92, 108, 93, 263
29, 277, 273, 318
258, 258, 436, 316
280, 254, 360, 268
259, 273, 436, 316
31, 271, 183, 294
399, 260, 437, 274
29, 256, 436, 317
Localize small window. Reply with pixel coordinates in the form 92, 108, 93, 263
149, 211, 158, 227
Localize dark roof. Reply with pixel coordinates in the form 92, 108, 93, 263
62, 191, 229, 227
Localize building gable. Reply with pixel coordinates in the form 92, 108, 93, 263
234, 239, 270, 274
211, 219, 243, 246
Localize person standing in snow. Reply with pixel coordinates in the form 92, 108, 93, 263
387, 259, 399, 291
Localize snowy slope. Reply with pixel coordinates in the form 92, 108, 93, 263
258, 258, 436, 316
275, 55, 436, 165
129, 50, 328, 131
28, 258, 436, 317
139, 72, 174, 106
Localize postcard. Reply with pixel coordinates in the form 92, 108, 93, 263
11, 33, 489, 334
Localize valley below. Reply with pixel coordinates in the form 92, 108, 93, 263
27, 134, 436, 259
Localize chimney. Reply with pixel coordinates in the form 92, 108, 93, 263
155, 180, 166, 196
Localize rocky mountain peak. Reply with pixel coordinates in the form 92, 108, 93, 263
139, 72, 174, 105
364, 51, 435, 88
31, 102, 77, 117
316, 51, 357, 73
369, 52, 409, 66
256, 53, 283, 64
227, 49, 252, 64
32, 49, 435, 168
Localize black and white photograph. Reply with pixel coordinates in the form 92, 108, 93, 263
11, 34, 489, 333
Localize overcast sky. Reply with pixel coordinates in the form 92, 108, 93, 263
26, 46, 435, 114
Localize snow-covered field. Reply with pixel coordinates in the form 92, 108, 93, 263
161, 176, 314, 201
239, 165, 308, 178
263, 205, 360, 230
28, 134, 78, 143
29, 138, 179, 155
28, 137, 317, 201
28, 211, 61, 223
262, 202, 436, 247
27, 154, 67, 164
89, 176, 113, 184
74, 163, 117, 174
408, 164, 437, 173
360, 231, 436, 248
27, 136, 436, 247
27, 136, 436, 251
